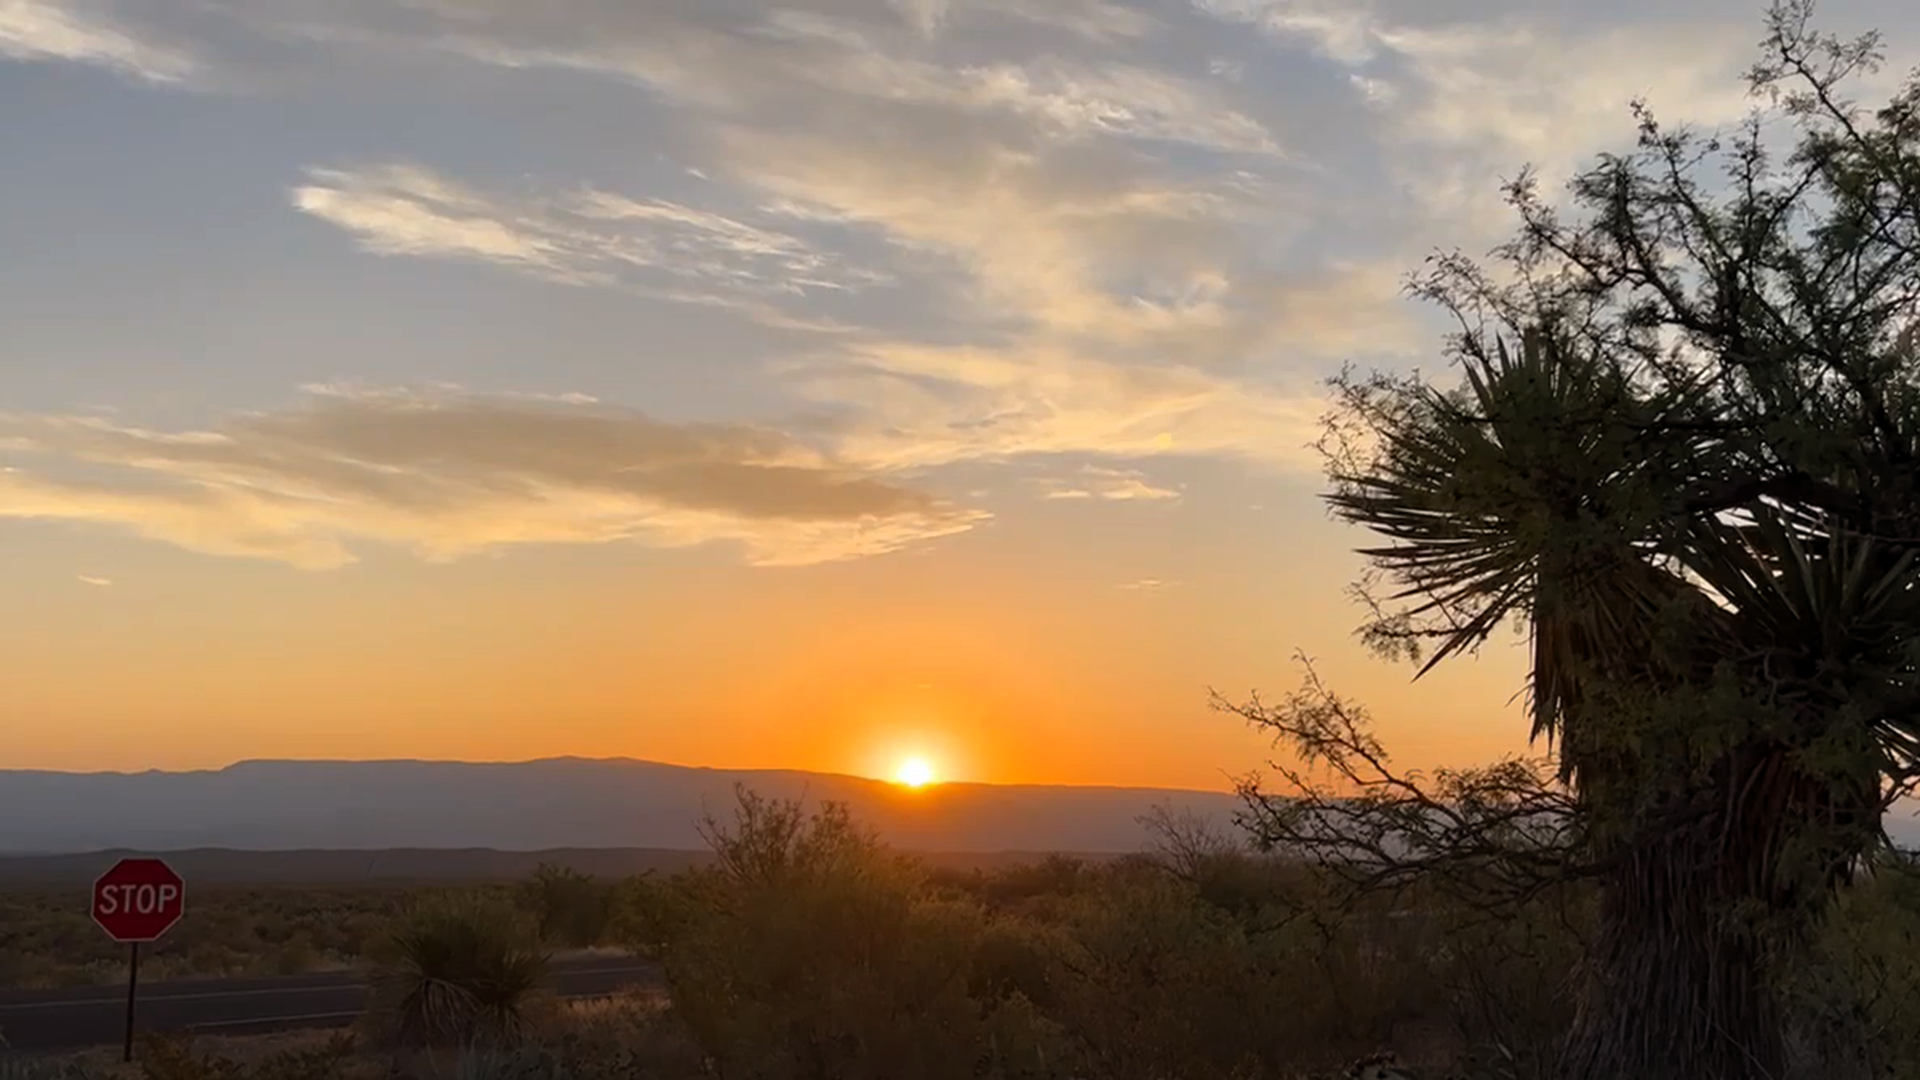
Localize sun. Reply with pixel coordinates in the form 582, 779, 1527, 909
894, 756, 938, 788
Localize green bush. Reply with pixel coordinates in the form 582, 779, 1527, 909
1795, 856, 1920, 1076
517, 866, 614, 950
1048, 868, 1281, 1080
622, 789, 1612, 1078
630, 787, 1025, 1080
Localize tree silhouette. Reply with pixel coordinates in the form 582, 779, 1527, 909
1232, 5, 1920, 1077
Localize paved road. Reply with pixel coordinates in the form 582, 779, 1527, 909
0, 956, 660, 1053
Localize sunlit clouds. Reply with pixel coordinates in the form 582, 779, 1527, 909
9, 0, 1920, 783
0, 0, 195, 82
1034, 466, 1180, 502
0, 387, 986, 568
9, 0, 1910, 574
291, 165, 895, 306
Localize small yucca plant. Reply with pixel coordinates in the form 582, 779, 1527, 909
366, 896, 553, 1049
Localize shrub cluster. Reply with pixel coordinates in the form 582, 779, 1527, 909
10, 794, 1920, 1079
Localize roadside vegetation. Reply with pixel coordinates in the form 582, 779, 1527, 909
0, 865, 624, 991
0, 886, 419, 989
7, 788, 1920, 1079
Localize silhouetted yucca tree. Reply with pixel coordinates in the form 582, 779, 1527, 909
1235, 6, 1920, 1078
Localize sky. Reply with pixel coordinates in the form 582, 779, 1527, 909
5, 0, 1920, 790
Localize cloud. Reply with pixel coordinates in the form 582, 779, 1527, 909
0, 388, 987, 569
0, 0, 195, 81
1119, 577, 1175, 590
75, 574, 113, 586
1034, 465, 1180, 501
873, 0, 1159, 42
254, 3, 1314, 346
969, 0, 1157, 41
782, 338, 1334, 472
292, 166, 578, 279
20, 0, 1920, 576
1190, 0, 1783, 239
243, 0, 1391, 485
292, 164, 891, 306
403, 2, 1266, 154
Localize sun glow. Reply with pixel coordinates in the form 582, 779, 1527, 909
894, 756, 937, 788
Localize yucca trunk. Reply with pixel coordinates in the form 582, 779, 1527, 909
1557, 743, 1873, 1080
1558, 827, 1785, 1080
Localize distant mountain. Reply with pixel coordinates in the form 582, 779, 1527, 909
0, 757, 1244, 856
0, 847, 1120, 887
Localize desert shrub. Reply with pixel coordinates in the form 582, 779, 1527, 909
517, 866, 613, 950
364, 897, 552, 1049
626, 790, 1616, 1079
630, 787, 1005, 1080
1421, 888, 1590, 1079
979, 854, 1093, 909
0, 1058, 95, 1080
532, 992, 706, 1079
0, 885, 440, 989
431, 1044, 576, 1080
1793, 855, 1920, 1076
1047, 868, 1286, 1080
273, 931, 322, 976
968, 915, 1066, 1012
131, 1032, 357, 1080
976, 990, 1081, 1080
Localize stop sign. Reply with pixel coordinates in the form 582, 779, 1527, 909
92, 858, 186, 943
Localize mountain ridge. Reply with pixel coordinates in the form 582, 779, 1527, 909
0, 756, 1244, 856
5, 755, 1220, 794
0, 846, 1107, 886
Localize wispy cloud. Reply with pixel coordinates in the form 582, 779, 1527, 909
75, 574, 113, 586
785, 340, 1333, 472
413, 3, 1271, 155
24, 0, 1841, 575
291, 164, 890, 306
0, 0, 195, 82
0, 387, 986, 569
1190, 0, 1783, 238
1034, 465, 1181, 502
964, 0, 1156, 41
292, 166, 580, 280
1119, 577, 1176, 590
256, 1, 1381, 487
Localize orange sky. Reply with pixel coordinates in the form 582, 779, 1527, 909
4, 470, 1534, 790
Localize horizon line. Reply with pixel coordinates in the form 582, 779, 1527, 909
0, 754, 1245, 795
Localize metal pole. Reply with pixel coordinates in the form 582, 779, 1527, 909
123, 940, 140, 1063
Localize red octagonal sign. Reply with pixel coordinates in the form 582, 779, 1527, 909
92, 858, 186, 943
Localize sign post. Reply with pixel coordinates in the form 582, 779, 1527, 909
91, 858, 185, 1062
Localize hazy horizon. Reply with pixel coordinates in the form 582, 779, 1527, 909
0, 756, 1255, 854
5, 755, 1917, 858
9, 0, 1920, 789
1, 753, 1242, 793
